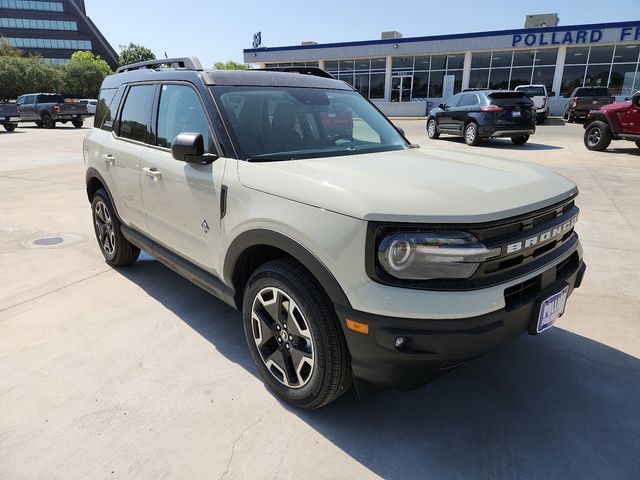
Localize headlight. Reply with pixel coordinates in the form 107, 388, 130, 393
377, 231, 500, 280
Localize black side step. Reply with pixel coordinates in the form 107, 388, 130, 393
121, 225, 237, 309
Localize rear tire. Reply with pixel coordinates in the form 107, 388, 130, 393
42, 113, 55, 129
511, 135, 530, 145
242, 259, 352, 409
72, 120, 83, 128
91, 189, 140, 266
3, 123, 16, 132
426, 118, 440, 139
584, 121, 612, 151
536, 115, 545, 125
35, 121, 43, 128
464, 122, 481, 146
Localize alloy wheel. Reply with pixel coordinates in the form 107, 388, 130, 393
466, 124, 476, 143
94, 200, 115, 256
587, 127, 601, 147
428, 120, 436, 136
251, 287, 315, 388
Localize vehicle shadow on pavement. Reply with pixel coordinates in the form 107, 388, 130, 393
436, 137, 563, 151
118, 258, 640, 480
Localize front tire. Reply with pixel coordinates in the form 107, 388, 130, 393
584, 121, 612, 151
511, 135, 530, 145
464, 122, 481, 146
3, 123, 16, 132
91, 189, 140, 266
426, 118, 440, 139
242, 259, 352, 409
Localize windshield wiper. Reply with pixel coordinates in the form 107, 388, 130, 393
246, 153, 296, 162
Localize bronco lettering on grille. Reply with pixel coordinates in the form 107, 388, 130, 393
506, 215, 578, 254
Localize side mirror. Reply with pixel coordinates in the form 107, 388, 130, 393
438, 103, 446, 109
550, 91, 556, 97
171, 132, 215, 163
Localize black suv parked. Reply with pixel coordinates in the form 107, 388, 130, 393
427, 90, 535, 146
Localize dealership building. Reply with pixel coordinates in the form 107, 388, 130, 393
0, 0, 118, 69
244, 19, 640, 116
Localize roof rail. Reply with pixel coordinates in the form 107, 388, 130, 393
258, 67, 335, 79
116, 57, 203, 74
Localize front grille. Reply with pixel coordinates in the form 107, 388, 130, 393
367, 195, 580, 291
504, 275, 541, 310
503, 251, 580, 310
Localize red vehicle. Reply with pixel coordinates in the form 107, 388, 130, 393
583, 91, 640, 151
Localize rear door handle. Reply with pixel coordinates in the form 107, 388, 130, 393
102, 154, 115, 166
142, 167, 162, 180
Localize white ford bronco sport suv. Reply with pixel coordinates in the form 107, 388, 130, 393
84, 57, 586, 409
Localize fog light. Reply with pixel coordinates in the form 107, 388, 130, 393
395, 337, 405, 348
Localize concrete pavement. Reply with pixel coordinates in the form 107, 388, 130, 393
0, 119, 639, 479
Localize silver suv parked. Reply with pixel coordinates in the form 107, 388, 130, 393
84, 57, 586, 408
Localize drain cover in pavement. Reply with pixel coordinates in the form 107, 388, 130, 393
33, 236, 64, 246
25, 233, 82, 249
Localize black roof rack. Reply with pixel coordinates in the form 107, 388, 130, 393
116, 57, 203, 73
256, 66, 335, 79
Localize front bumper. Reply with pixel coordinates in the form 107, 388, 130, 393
335, 258, 586, 390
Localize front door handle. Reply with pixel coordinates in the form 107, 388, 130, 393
142, 167, 162, 180
102, 154, 115, 166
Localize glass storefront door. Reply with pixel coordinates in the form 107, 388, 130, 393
391, 75, 413, 102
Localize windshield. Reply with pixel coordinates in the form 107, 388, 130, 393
516, 86, 545, 96
211, 86, 408, 161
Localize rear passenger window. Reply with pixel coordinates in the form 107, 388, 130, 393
458, 94, 479, 107
118, 84, 155, 143
156, 84, 212, 152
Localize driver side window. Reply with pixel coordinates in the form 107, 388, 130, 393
156, 84, 213, 153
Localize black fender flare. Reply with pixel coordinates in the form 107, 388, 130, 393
223, 229, 352, 308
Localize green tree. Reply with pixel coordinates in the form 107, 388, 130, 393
0, 36, 24, 57
0, 56, 61, 101
213, 60, 248, 70
118, 43, 156, 67
60, 51, 112, 98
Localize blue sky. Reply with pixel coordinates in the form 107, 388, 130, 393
86, 0, 640, 67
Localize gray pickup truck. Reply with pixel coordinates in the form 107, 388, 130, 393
0, 103, 20, 132
564, 87, 615, 123
16, 93, 89, 129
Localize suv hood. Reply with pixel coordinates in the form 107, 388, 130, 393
237, 148, 577, 223
598, 100, 632, 112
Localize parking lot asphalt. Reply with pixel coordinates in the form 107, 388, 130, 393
1, 119, 639, 479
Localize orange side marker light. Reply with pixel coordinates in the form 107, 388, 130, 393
346, 319, 369, 335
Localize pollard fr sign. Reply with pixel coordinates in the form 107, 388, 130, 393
512, 26, 640, 47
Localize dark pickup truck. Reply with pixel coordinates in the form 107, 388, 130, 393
16, 93, 89, 129
564, 87, 615, 123
0, 103, 20, 132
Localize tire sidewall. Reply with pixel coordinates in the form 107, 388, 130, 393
242, 267, 336, 407
91, 190, 118, 262
584, 122, 611, 151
